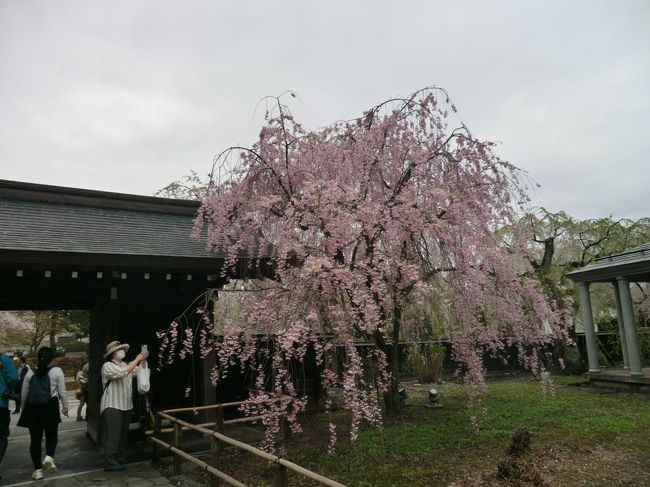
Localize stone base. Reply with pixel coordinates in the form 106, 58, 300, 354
589, 368, 650, 393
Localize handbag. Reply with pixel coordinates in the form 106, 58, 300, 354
74, 387, 83, 400
137, 364, 150, 394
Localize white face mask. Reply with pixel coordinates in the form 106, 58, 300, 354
115, 350, 126, 360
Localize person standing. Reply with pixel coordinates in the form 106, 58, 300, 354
12, 355, 29, 414
75, 361, 89, 421
18, 347, 68, 481
100, 341, 146, 471
0, 353, 18, 482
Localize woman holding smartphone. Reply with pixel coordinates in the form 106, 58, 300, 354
100, 341, 147, 471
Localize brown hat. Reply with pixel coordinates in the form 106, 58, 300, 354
104, 341, 129, 359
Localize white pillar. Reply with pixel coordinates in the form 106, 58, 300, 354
616, 276, 643, 376
612, 282, 630, 369
578, 282, 600, 373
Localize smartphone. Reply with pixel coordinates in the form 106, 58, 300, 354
141, 344, 148, 357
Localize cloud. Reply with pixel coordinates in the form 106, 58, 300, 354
0, 0, 648, 219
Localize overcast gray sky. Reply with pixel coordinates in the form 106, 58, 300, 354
1, 0, 648, 219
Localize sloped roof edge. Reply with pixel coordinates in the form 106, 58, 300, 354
0, 179, 200, 216
566, 243, 650, 282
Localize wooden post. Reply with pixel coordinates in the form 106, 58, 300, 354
88, 297, 119, 443
152, 413, 162, 463
274, 462, 288, 487
216, 406, 224, 433
208, 406, 226, 486
210, 434, 221, 486
173, 422, 183, 475
281, 415, 291, 441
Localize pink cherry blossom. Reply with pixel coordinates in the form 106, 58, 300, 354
157, 87, 571, 450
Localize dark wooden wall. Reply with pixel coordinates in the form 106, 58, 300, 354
0, 267, 224, 442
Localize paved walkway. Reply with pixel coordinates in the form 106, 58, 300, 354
4, 462, 172, 487
1, 393, 263, 486
1, 393, 172, 486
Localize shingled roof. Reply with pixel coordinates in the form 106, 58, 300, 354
566, 243, 650, 283
0, 180, 222, 267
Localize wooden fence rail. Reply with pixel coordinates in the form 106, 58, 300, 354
145, 414, 273, 436
150, 399, 346, 487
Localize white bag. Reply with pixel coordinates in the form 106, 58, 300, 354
137, 363, 150, 394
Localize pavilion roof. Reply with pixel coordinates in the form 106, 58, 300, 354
566, 243, 650, 283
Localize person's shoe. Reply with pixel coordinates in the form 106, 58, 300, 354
42, 455, 57, 471
76, 416, 83, 421
104, 464, 126, 472
32, 469, 43, 480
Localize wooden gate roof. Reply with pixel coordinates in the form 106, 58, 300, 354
0, 179, 222, 270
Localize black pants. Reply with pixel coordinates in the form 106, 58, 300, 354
101, 408, 131, 466
28, 423, 58, 469
0, 407, 9, 465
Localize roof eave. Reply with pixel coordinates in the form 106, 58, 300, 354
566, 260, 650, 283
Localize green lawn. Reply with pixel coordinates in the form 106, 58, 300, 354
169, 376, 650, 486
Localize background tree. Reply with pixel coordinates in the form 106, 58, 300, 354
59, 310, 90, 340
157, 88, 571, 447
525, 209, 650, 317
524, 209, 650, 368
155, 170, 210, 200
0, 311, 38, 350
0, 310, 89, 353
46, 310, 90, 352
527, 209, 650, 275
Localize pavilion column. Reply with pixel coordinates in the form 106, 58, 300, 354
578, 282, 600, 373
612, 282, 630, 369
616, 276, 643, 376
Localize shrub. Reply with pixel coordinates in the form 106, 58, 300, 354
406, 343, 445, 383
496, 428, 547, 486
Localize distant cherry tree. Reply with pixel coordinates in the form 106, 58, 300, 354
158, 87, 571, 449
155, 170, 211, 201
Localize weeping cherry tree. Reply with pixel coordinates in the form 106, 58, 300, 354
157, 87, 572, 450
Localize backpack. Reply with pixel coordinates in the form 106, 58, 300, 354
28, 372, 52, 406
